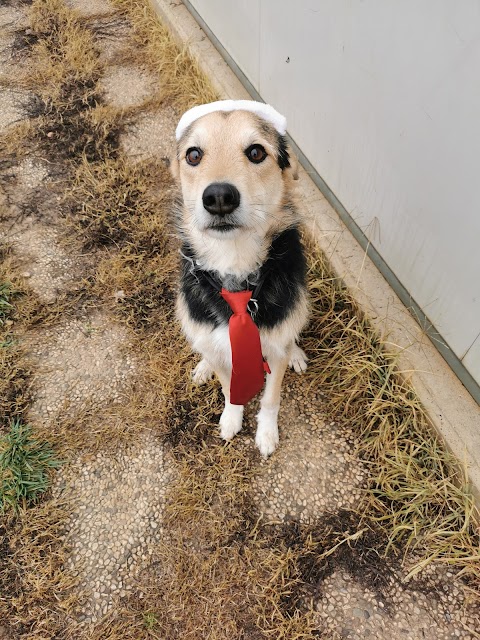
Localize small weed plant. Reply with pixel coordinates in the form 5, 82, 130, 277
0, 419, 61, 512
0, 281, 13, 326
143, 612, 158, 630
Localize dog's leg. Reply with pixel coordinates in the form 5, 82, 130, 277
192, 358, 213, 385
216, 366, 244, 441
255, 354, 289, 457
289, 342, 308, 373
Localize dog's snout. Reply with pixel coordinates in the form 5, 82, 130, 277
202, 182, 240, 216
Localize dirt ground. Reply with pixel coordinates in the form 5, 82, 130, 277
1, 1, 479, 639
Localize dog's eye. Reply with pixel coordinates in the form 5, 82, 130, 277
186, 147, 203, 166
245, 144, 267, 164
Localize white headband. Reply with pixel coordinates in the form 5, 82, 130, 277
175, 99, 287, 141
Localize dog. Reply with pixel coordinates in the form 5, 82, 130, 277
171, 100, 309, 457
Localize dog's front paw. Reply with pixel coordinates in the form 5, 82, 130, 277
219, 404, 244, 441
192, 359, 213, 385
255, 406, 279, 457
289, 344, 308, 373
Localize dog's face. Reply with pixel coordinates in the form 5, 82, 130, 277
171, 110, 298, 240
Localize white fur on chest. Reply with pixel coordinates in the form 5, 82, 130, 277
176, 291, 308, 369
186, 227, 269, 280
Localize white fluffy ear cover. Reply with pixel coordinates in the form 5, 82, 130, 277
175, 99, 287, 140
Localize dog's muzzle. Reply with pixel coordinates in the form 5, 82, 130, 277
202, 182, 240, 216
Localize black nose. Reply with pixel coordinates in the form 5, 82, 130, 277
202, 182, 240, 216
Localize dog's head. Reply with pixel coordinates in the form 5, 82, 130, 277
171, 102, 298, 245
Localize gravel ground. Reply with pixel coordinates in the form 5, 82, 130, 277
252, 377, 367, 521
120, 108, 178, 161
0, 87, 29, 130
315, 569, 477, 640
27, 311, 136, 421
99, 64, 157, 109
55, 436, 175, 622
1, 0, 479, 637
64, 0, 115, 17
5, 222, 83, 302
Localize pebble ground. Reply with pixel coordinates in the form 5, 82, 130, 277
55, 436, 174, 622
1, 0, 479, 637
27, 311, 136, 421
8, 223, 82, 302
251, 377, 367, 521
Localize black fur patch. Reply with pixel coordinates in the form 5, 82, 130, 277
180, 227, 306, 330
277, 134, 291, 170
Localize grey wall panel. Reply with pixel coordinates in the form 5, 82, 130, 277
189, 0, 261, 90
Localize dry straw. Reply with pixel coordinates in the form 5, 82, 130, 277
1, 0, 479, 637
303, 247, 480, 584
111, 0, 218, 111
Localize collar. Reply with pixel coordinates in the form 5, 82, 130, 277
203, 269, 270, 318
180, 248, 270, 318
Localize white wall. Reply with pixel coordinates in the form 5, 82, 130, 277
189, 0, 480, 387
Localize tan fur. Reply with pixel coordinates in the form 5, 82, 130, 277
172, 111, 299, 278
172, 109, 307, 456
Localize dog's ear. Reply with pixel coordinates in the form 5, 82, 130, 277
288, 150, 299, 180
170, 151, 180, 181
278, 135, 299, 180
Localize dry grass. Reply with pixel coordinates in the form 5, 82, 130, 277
0, 498, 82, 639
66, 155, 180, 333
304, 247, 480, 586
111, 0, 218, 111
0, 247, 36, 430
28, 0, 100, 94
1, 0, 124, 167
0, 121, 34, 169
1, 0, 479, 637
0, 337, 31, 431
267, 511, 392, 596
68, 157, 173, 248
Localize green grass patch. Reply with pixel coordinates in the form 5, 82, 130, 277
0, 281, 14, 326
0, 419, 62, 512
142, 612, 158, 630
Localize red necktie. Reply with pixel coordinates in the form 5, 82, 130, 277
220, 288, 270, 405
